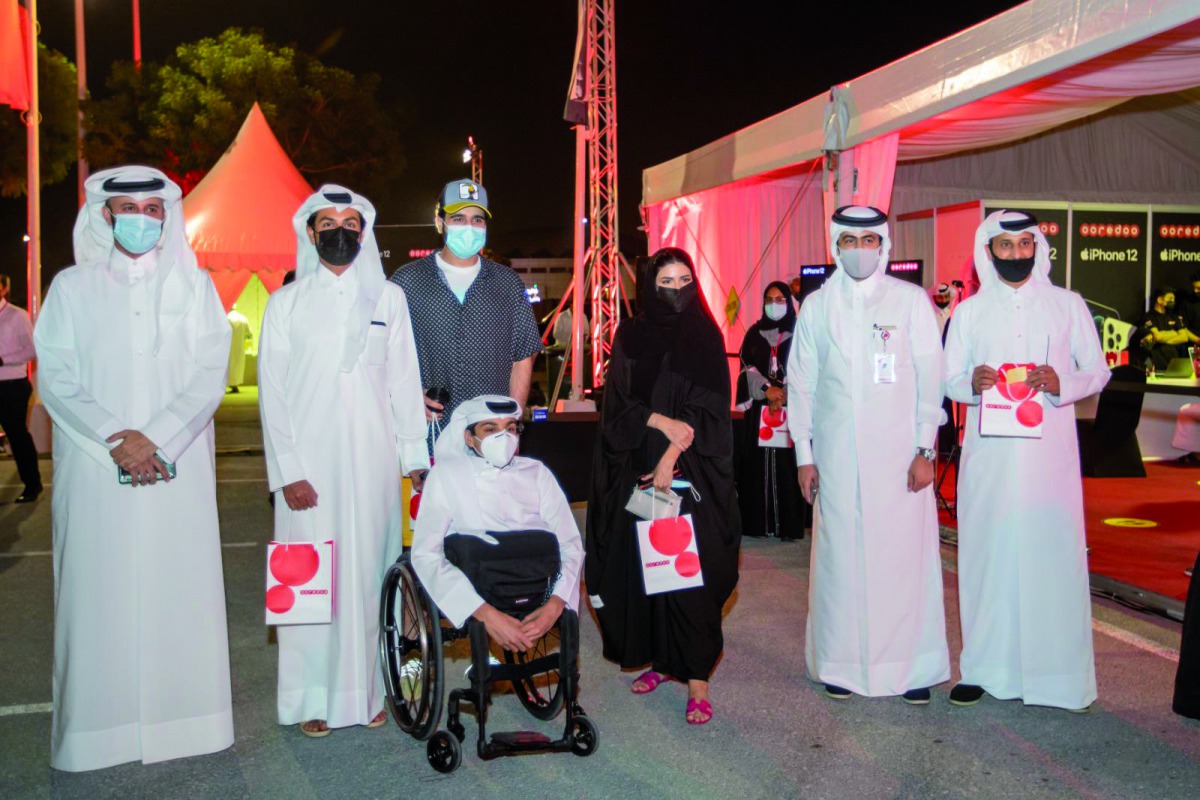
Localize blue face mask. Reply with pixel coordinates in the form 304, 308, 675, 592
444, 223, 486, 260
112, 213, 163, 255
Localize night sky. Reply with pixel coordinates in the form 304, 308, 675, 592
3, 0, 1023, 298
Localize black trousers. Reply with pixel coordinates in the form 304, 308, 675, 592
0, 377, 42, 492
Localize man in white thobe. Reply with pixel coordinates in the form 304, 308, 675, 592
788, 205, 949, 703
411, 395, 583, 648
226, 305, 251, 392
35, 166, 234, 771
945, 210, 1109, 711
259, 185, 430, 736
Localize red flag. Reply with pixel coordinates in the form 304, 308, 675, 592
0, 0, 31, 111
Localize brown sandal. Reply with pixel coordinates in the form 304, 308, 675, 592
300, 719, 331, 738
366, 710, 388, 729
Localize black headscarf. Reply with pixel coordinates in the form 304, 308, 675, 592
754, 281, 797, 332
619, 247, 729, 400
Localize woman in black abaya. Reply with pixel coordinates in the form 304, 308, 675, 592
734, 282, 812, 539
586, 247, 741, 725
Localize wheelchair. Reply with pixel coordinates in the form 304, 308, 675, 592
379, 553, 599, 773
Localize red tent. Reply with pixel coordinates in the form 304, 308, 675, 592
184, 102, 311, 309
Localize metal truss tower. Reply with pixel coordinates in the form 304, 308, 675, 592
584, 0, 621, 388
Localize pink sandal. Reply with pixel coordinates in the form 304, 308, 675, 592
686, 698, 713, 725
631, 670, 665, 694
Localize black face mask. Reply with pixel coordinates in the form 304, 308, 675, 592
315, 226, 362, 267
656, 282, 697, 313
1165, 301, 1176, 312
989, 243, 1036, 283
935, 299, 951, 309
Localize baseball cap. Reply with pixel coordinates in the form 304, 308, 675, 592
440, 179, 491, 217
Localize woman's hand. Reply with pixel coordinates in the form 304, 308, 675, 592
649, 413, 694, 450
764, 386, 786, 412
641, 447, 680, 493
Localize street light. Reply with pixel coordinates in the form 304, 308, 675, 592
463, 136, 482, 185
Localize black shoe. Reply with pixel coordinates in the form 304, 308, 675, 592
824, 684, 852, 700
14, 487, 42, 504
902, 688, 931, 705
949, 683, 985, 706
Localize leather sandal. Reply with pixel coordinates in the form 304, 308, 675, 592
686, 698, 713, 725
631, 670, 666, 694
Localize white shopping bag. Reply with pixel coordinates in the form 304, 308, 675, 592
636, 513, 704, 595
265, 517, 334, 625
979, 362, 1043, 439
757, 405, 793, 448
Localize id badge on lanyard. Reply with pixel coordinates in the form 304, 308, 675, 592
873, 324, 896, 384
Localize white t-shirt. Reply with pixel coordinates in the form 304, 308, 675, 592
435, 251, 481, 304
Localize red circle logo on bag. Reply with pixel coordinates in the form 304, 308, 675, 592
759, 426, 774, 440
674, 551, 701, 578
269, 544, 320, 587
266, 583, 296, 614
762, 408, 786, 428
1016, 399, 1043, 427
409, 492, 422, 519
995, 362, 1036, 402
649, 516, 693, 556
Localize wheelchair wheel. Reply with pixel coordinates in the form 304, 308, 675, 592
427, 731, 461, 773
503, 622, 565, 720
569, 715, 599, 757
379, 556, 443, 740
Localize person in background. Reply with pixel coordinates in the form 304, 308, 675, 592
944, 210, 1109, 712
0, 273, 41, 503
789, 276, 803, 304
259, 185, 429, 738
1138, 286, 1197, 372
389, 180, 542, 442
932, 282, 958, 456
587, 247, 741, 725
1181, 271, 1200, 336
226, 304, 251, 393
35, 165, 233, 771
788, 205, 948, 705
932, 283, 955, 341
735, 281, 809, 540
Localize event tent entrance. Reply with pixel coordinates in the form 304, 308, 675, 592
642, 0, 1200, 352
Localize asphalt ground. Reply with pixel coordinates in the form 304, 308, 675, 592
1, 395, 1198, 799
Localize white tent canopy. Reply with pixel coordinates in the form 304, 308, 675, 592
642, 0, 1200, 350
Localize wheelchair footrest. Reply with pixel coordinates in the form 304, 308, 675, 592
491, 731, 552, 747
481, 729, 574, 758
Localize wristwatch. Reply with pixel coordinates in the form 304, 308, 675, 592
916, 447, 936, 462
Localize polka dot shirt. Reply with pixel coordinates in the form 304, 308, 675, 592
389, 253, 543, 427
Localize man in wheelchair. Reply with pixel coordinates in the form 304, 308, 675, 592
401, 395, 593, 770
411, 394, 583, 647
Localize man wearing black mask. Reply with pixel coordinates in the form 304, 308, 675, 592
1138, 286, 1198, 371
944, 210, 1109, 712
259, 185, 430, 738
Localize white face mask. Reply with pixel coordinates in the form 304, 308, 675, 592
477, 430, 518, 468
839, 247, 882, 280
764, 301, 788, 321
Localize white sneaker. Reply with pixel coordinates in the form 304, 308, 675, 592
465, 655, 502, 680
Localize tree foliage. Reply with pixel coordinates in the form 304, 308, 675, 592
85, 28, 405, 196
0, 43, 79, 197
